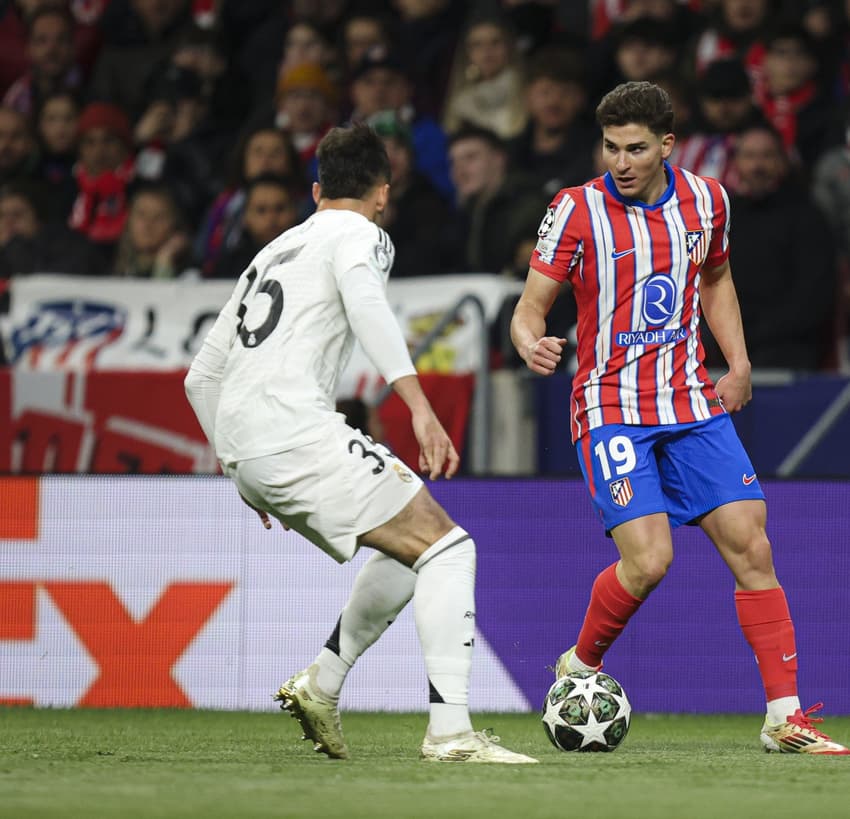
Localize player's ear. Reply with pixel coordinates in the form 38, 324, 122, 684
311, 181, 321, 205
375, 182, 390, 212
661, 132, 675, 159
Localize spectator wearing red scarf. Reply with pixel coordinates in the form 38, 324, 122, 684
69, 101, 134, 260
756, 23, 842, 166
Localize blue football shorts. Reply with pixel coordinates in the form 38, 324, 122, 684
575, 414, 765, 533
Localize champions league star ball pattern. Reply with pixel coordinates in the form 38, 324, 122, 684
541, 670, 631, 752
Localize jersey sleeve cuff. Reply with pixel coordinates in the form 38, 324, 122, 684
530, 259, 566, 282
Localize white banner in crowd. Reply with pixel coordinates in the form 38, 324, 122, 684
0, 476, 530, 712
1, 274, 522, 391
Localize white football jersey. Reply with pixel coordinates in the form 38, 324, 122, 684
192, 209, 404, 464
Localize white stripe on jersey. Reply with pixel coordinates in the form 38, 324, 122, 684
655, 195, 690, 424
655, 194, 688, 425
585, 188, 617, 430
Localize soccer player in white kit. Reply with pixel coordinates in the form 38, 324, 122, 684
184, 124, 536, 764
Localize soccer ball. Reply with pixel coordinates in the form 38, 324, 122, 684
541, 670, 631, 752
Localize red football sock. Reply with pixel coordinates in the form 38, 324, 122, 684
575, 563, 643, 667
735, 587, 798, 701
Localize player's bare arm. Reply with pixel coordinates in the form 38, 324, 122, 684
511, 267, 567, 376
700, 260, 752, 411
391, 374, 459, 480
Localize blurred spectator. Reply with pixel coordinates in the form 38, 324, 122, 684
370, 109, 450, 277
275, 62, 338, 170
112, 182, 194, 277
0, 104, 38, 184
88, 0, 194, 118
0, 0, 33, 96
392, 0, 466, 118
692, 0, 771, 91
349, 44, 453, 199
2, 6, 82, 117
609, 16, 680, 86
280, 19, 340, 77
133, 64, 235, 228
68, 101, 135, 260
236, 13, 341, 115
755, 23, 841, 166
587, 1, 704, 94
0, 179, 104, 277
507, 47, 596, 198
442, 124, 545, 274
340, 11, 394, 77
672, 58, 763, 189
195, 123, 304, 275
442, 13, 527, 140
813, 104, 850, 261
589, 0, 705, 42
711, 122, 837, 370
210, 173, 299, 278
35, 88, 79, 219
790, 0, 845, 94
653, 70, 695, 136
168, 24, 248, 127
812, 104, 850, 349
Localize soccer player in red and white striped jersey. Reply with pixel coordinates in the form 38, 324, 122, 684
511, 80, 848, 754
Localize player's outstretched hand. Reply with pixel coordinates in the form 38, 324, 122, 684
525, 336, 567, 376
412, 408, 460, 480
714, 368, 752, 413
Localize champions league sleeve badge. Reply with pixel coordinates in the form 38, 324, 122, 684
538, 207, 556, 238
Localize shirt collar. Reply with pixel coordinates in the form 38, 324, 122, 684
603, 161, 675, 210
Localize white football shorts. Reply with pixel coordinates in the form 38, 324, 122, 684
224, 416, 424, 563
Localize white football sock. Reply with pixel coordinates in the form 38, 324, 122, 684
766, 696, 801, 725
314, 551, 415, 699
412, 526, 476, 738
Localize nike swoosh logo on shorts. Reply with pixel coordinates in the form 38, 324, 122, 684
611, 248, 636, 260
782, 652, 797, 662
742, 473, 757, 485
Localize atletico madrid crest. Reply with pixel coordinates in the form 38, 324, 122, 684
685, 230, 707, 265
609, 477, 634, 507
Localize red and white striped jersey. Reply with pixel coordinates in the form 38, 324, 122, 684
531, 162, 729, 443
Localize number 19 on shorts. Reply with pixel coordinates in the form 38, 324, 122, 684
593, 435, 636, 480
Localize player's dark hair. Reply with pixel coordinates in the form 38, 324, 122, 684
316, 124, 391, 200
596, 81, 674, 136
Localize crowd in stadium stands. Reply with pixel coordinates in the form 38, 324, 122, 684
0, 0, 849, 370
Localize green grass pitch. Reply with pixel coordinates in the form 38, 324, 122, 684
2, 708, 849, 819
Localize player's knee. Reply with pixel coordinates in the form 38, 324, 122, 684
626, 553, 672, 592
742, 529, 773, 574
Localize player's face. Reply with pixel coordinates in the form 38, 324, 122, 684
601, 123, 674, 204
